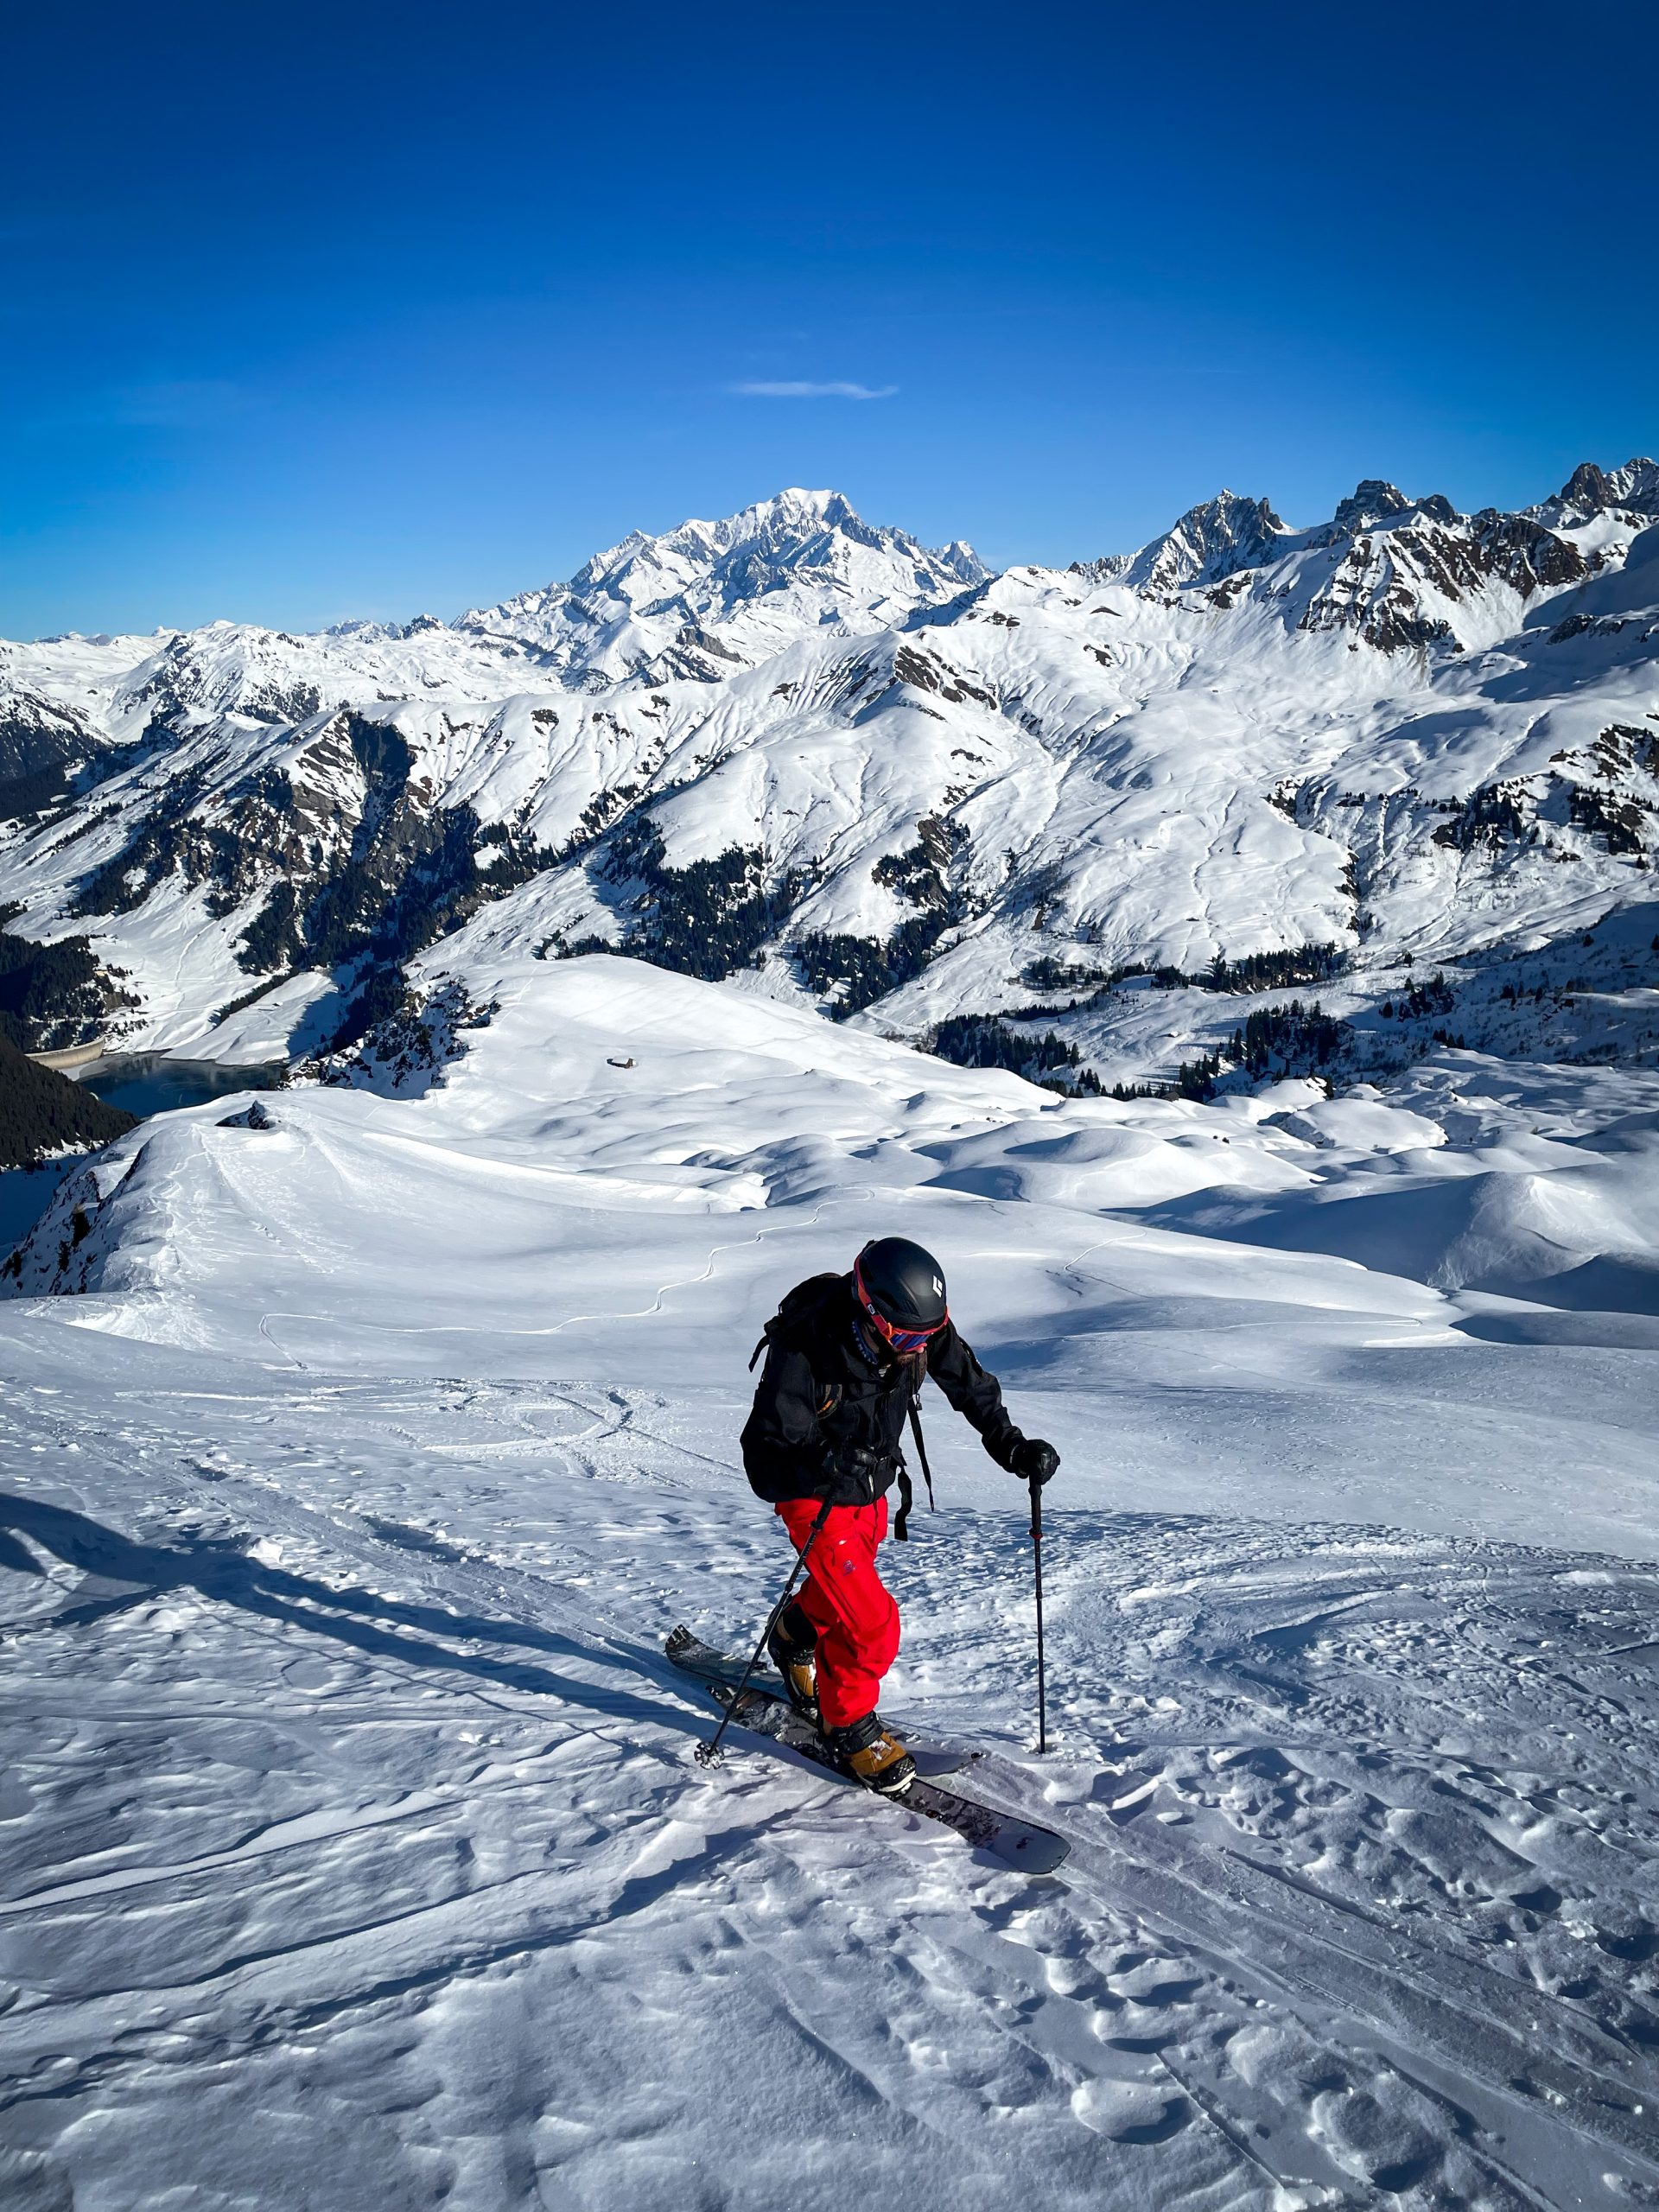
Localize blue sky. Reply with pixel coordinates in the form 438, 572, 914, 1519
3, 0, 1654, 637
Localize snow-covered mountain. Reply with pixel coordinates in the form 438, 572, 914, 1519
458, 486, 987, 686
1077, 488, 1288, 593
2, 467, 1656, 1084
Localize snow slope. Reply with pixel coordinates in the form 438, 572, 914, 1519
3, 952, 1656, 2209
2, 467, 1656, 1077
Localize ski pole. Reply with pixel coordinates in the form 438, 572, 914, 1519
1030, 1475, 1048, 1755
696, 1497, 833, 1768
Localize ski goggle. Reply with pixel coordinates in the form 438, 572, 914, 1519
853, 1257, 948, 1355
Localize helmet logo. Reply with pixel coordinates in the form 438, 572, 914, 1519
932, 1276, 943, 1295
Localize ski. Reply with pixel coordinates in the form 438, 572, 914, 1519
665, 1624, 966, 1777
666, 1625, 1071, 1875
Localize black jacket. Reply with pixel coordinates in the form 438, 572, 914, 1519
741, 1272, 1020, 1507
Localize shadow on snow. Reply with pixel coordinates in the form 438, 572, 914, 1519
0, 1492, 709, 1745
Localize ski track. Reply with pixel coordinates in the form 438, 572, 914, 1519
2, 1357, 1657, 2210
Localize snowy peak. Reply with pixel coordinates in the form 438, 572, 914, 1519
1126, 490, 1288, 593
458, 489, 988, 685
1079, 455, 1659, 619
632, 486, 860, 563
578, 485, 979, 577
1329, 479, 1419, 533
1073, 473, 1610, 657
1529, 456, 1659, 530
1073, 490, 1287, 594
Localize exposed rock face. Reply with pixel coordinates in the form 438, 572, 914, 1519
1331, 480, 1414, 533
1469, 508, 1590, 595
0, 690, 109, 818
0, 690, 100, 785
66, 707, 546, 995
216, 1096, 275, 1129
309, 974, 494, 1096
1295, 501, 1589, 653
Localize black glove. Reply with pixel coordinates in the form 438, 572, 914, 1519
1010, 1436, 1059, 1487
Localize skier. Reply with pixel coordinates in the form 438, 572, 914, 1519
741, 1236, 1059, 1795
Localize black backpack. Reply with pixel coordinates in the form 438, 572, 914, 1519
747, 1272, 936, 1539
748, 1271, 843, 1378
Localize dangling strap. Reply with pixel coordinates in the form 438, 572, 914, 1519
906, 1389, 937, 1527
893, 1466, 915, 1542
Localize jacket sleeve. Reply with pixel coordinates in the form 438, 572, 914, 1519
926, 1323, 1020, 1467
741, 1343, 829, 1502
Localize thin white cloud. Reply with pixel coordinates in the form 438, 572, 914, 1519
730, 379, 898, 400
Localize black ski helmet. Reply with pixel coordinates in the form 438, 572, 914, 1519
853, 1236, 949, 1339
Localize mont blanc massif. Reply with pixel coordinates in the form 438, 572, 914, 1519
2, 467, 1658, 2212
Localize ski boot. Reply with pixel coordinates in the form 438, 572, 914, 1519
766, 1599, 820, 1726
829, 1710, 917, 1797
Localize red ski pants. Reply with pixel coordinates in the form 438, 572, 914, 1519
776, 1497, 899, 1731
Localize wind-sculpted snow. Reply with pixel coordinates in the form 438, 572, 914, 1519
1, 470, 1655, 1082
2, 954, 1657, 2205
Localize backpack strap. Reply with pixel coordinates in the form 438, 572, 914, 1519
893, 1385, 936, 1542
907, 1390, 937, 1512
893, 1465, 915, 1542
